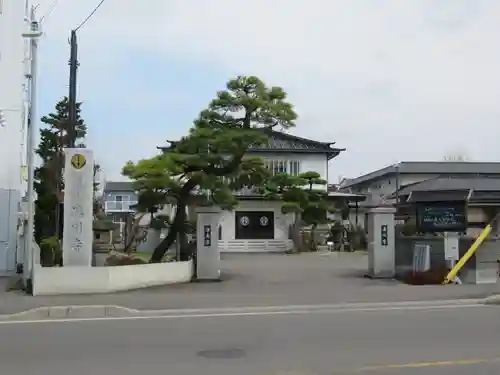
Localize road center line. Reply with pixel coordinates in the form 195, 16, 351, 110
359, 357, 500, 371
0, 303, 484, 325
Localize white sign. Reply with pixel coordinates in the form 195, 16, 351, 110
62, 148, 94, 266
444, 233, 459, 261
413, 243, 431, 273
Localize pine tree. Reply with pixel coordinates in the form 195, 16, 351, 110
93, 163, 102, 214
262, 171, 335, 252
123, 76, 297, 262
34, 97, 87, 242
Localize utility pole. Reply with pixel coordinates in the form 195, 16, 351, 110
22, 6, 43, 290
68, 30, 79, 147
55, 30, 79, 239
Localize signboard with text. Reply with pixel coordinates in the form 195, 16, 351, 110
380, 224, 388, 246
416, 201, 467, 233
62, 148, 94, 266
203, 225, 211, 247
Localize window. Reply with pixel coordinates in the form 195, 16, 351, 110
112, 214, 125, 224
273, 161, 280, 174
265, 159, 301, 176
289, 160, 300, 176
114, 195, 132, 202
277, 160, 285, 173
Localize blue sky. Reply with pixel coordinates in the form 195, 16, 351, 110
35, 0, 500, 182
37, 32, 232, 180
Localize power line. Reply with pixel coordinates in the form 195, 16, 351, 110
74, 0, 106, 32
52, 0, 106, 238
39, 0, 60, 23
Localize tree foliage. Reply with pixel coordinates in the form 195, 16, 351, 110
262, 171, 335, 251
93, 163, 102, 214
35, 97, 93, 243
123, 76, 297, 262
34, 97, 88, 242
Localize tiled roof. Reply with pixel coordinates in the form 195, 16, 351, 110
341, 161, 500, 188
392, 177, 500, 203
397, 177, 500, 196
103, 181, 134, 192
159, 129, 344, 159
252, 129, 343, 152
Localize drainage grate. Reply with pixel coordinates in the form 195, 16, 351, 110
197, 348, 246, 359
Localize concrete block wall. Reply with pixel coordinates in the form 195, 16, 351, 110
395, 236, 445, 278
395, 235, 500, 284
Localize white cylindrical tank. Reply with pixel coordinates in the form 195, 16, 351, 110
0, 0, 29, 275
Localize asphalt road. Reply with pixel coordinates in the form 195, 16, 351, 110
1, 303, 500, 374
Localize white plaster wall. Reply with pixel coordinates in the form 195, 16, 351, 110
0, 0, 26, 191
0, 0, 26, 275
247, 152, 329, 190
0, 190, 20, 275
219, 200, 294, 242
32, 260, 193, 295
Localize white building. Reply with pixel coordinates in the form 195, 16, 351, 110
160, 129, 347, 252
0, 0, 29, 274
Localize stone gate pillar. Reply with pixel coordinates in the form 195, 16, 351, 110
367, 207, 396, 278
62, 148, 94, 267
195, 206, 221, 281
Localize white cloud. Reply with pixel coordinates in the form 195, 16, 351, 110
36, 0, 500, 180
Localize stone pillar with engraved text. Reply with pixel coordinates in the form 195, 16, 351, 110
62, 148, 94, 267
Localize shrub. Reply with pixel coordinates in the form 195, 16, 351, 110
329, 221, 344, 238
301, 231, 313, 252
348, 225, 367, 250
402, 266, 450, 285
105, 251, 148, 266
40, 236, 62, 267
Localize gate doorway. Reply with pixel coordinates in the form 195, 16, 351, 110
235, 211, 274, 240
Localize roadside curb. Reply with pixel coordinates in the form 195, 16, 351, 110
483, 294, 500, 305
0, 298, 490, 322
0, 305, 141, 321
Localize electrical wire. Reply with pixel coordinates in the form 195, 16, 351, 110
39, 0, 60, 23
74, 0, 106, 31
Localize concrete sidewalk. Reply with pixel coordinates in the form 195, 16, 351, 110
0, 276, 497, 317
0, 253, 498, 318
